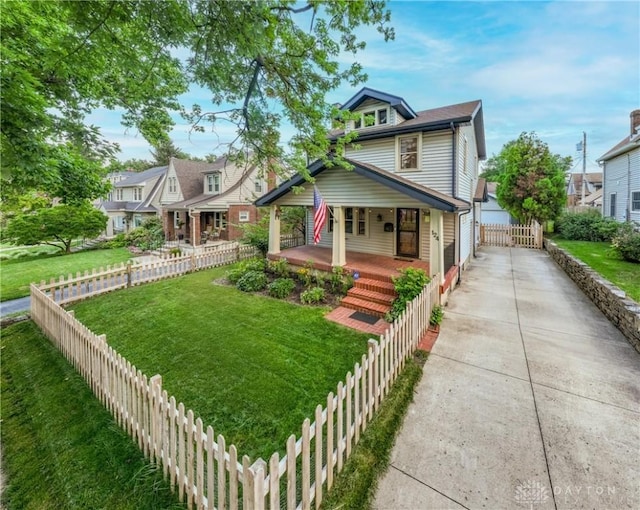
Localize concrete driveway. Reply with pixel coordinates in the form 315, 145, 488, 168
374, 247, 639, 510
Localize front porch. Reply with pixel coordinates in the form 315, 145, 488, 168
272, 245, 430, 282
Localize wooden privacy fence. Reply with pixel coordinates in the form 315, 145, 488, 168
38, 242, 259, 306
30, 243, 440, 508
480, 222, 543, 249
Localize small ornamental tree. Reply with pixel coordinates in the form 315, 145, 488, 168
3, 202, 107, 253
495, 132, 569, 224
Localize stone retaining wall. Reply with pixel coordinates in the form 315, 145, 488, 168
545, 240, 640, 353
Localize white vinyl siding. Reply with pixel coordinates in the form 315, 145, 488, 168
456, 125, 478, 202
161, 166, 184, 204
345, 138, 395, 172
193, 165, 262, 211
459, 212, 472, 267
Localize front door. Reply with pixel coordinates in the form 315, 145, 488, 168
396, 208, 419, 258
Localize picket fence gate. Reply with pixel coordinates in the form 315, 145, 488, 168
480, 222, 543, 249
30, 240, 441, 509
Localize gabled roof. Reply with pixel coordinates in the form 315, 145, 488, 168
340, 87, 417, 119
598, 134, 640, 161
331, 99, 486, 159
167, 164, 257, 210
101, 201, 159, 213
255, 158, 470, 212
474, 178, 488, 203
171, 158, 220, 200
114, 165, 167, 187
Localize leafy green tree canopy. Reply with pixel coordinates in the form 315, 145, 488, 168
495, 132, 570, 224
2, 0, 393, 199
3, 202, 108, 253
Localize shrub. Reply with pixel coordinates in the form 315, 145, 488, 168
268, 278, 296, 299
236, 270, 268, 292
267, 258, 289, 277
611, 225, 640, 263
330, 266, 354, 295
227, 258, 266, 284
169, 247, 182, 257
430, 305, 444, 326
388, 267, 430, 321
557, 211, 621, 242
107, 234, 127, 248
301, 286, 326, 304
313, 270, 326, 287
297, 267, 313, 288
239, 216, 269, 256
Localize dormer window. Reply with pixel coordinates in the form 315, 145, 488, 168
207, 173, 220, 193
351, 107, 389, 130
116, 188, 123, 200
133, 187, 142, 201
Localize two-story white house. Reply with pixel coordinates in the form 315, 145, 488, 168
256, 88, 486, 293
598, 110, 640, 224
99, 165, 167, 236
160, 156, 271, 244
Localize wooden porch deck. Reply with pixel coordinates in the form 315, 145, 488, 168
273, 245, 430, 282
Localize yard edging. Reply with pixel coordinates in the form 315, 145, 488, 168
545, 239, 640, 352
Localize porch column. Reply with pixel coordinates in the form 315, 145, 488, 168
429, 208, 445, 284
191, 211, 202, 246
332, 206, 346, 267
268, 205, 281, 255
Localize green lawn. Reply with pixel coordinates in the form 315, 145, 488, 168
552, 238, 640, 302
69, 265, 371, 459
1, 321, 183, 510
0, 248, 131, 301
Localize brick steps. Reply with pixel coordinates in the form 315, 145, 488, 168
340, 277, 397, 318
340, 296, 391, 318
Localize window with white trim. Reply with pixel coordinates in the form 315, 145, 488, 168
213, 211, 227, 229
255, 180, 263, 193
328, 207, 368, 236
610, 193, 617, 218
632, 191, 640, 211
397, 134, 421, 171
116, 188, 123, 200
133, 187, 142, 201
239, 211, 250, 222
351, 107, 390, 130
174, 212, 181, 228
168, 177, 176, 193
207, 174, 220, 193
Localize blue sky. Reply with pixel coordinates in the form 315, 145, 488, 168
97, 1, 639, 173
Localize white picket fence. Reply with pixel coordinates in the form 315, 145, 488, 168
38, 242, 259, 306
30, 242, 441, 509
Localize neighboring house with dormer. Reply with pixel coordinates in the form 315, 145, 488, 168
99, 165, 167, 236
598, 109, 640, 224
566, 172, 603, 207
160, 156, 271, 244
256, 87, 486, 292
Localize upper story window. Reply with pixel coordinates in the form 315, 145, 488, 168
255, 180, 263, 193
397, 134, 421, 171
133, 187, 142, 201
632, 191, 640, 211
351, 107, 389, 130
116, 188, 123, 200
168, 177, 177, 193
207, 173, 220, 193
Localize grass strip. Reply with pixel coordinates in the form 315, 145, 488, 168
550, 238, 640, 302
1, 321, 183, 510
1, 248, 132, 301
321, 350, 428, 510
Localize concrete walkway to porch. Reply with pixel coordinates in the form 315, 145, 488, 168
374, 246, 639, 509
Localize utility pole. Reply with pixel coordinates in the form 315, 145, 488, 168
580, 131, 587, 206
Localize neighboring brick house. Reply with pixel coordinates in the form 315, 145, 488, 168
598, 110, 640, 224
256, 87, 487, 287
160, 156, 269, 245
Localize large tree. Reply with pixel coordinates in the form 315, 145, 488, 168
495, 132, 570, 224
3, 203, 108, 253
2, 0, 393, 199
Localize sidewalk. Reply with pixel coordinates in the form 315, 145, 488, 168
374, 247, 639, 509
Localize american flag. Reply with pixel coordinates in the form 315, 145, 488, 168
313, 186, 327, 244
